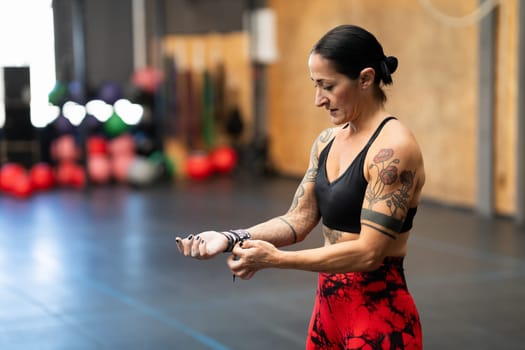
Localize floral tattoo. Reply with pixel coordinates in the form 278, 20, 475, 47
365, 148, 415, 217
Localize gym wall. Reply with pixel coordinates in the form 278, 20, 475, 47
266, 0, 519, 215
51, 0, 520, 215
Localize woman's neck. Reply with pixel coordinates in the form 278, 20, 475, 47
348, 103, 388, 135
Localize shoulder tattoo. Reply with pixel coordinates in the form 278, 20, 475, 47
289, 129, 334, 211
365, 148, 416, 218
318, 128, 334, 143
304, 128, 334, 183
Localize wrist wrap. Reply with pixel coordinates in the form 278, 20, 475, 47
219, 229, 252, 252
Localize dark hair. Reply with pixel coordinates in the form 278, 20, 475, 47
311, 24, 398, 102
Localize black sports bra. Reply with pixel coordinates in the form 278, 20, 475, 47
314, 116, 417, 233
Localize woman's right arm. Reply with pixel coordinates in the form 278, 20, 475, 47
176, 127, 336, 258
245, 127, 336, 246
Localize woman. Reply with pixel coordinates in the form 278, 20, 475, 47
176, 24, 425, 350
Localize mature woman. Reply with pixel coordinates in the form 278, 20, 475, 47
176, 24, 425, 350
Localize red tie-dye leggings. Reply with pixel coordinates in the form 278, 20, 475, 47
306, 257, 422, 350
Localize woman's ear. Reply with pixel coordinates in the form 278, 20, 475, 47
359, 67, 375, 89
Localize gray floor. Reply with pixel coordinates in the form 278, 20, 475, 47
0, 176, 524, 350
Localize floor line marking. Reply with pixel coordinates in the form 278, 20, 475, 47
78, 277, 231, 350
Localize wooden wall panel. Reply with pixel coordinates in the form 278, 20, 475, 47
267, 0, 481, 207
163, 32, 252, 143
162, 32, 252, 149
162, 33, 251, 177
494, 0, 518, 215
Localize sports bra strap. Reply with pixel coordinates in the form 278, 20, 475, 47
364, 116, 397, 149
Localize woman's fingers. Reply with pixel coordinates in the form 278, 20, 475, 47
174, 234, 195, 256
176, 231, 229, 259
244, 271, 256, 280
231, 267, 256, 280
175, 237, 183, 253
198, 237, 207, 257
227, 246, 255, 279
183, 235, 193, 256
191, 235, 202, 257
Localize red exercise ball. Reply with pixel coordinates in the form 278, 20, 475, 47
56, 162, 85, 188
0, 163, 26, 192
51, 135, 79, 162
70, 166, 85, 188
132, 67, 163, 94
88, 155, 112, 184
30, 163, 55, 191
108, 133, 135, 157
87, 136, 108, 156
210, 146, 238, 174
185, 152, 213, 180
11, 173, 33, 198
112, 154, 134, 183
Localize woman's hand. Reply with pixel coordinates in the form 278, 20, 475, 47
228, 240, 280, 280
175, 231, 228, 259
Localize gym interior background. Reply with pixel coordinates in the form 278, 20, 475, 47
1, 0, 525, 349
1, 0, 525, 218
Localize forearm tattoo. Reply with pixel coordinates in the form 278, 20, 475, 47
278, 216, 298, 243
365, 148, 416, 218
323, 226, 344, 245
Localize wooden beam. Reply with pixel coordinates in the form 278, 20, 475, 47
516, 1, 525, 223
477, 3, 497, 216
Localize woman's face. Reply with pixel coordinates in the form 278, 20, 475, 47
308, 53, 361, 125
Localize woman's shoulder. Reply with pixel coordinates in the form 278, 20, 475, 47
315, 124, 351, 145
309, 125, 342, 161
373, 117, 424, 164
366, 117, 426, 192
385, 117, 420, 145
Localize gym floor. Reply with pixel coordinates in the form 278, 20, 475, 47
0, 176, 524, 350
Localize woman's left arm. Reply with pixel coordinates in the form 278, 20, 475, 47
229, 135, 424, 278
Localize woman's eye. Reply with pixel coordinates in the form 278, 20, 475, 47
323, 85, 333, 91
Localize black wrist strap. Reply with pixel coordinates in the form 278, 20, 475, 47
218, 231, 235, 252
220, 229, 252, 252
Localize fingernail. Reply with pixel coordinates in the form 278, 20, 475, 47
175, 238, 180, 243
195, 236, 200, 241
200, 239, 205, 244
239, 242, 244, 247
187, 234, 194, 240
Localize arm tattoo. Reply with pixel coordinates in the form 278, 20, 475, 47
289, 128, 334, 212
361, 222, 397, 240
323, 226, 344, 244
361, 208, 403, 232
318, 127, 334, 143
289, 185, 305, 212
278, 217, 298, 243
365, 148, 416, 218
303, 143, 319, 183
303, 128, 333, 183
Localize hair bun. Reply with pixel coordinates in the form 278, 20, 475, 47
379, 56, 398, 85
385, 56, 398, 74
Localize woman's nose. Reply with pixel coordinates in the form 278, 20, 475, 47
315, 89, 327, 107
